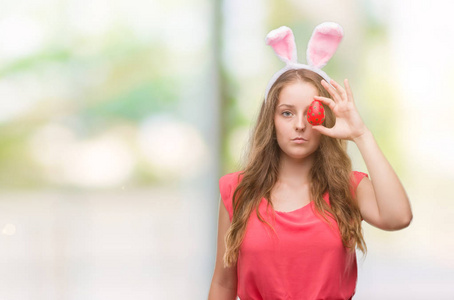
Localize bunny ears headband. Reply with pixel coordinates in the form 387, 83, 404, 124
264, 22, 344, 102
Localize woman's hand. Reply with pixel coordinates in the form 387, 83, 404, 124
312, 78, 369, 141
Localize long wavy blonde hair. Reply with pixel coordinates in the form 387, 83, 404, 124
223, 69, 367, 268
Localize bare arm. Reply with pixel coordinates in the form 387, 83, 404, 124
354, 130, 413, 230
208, 195, 238, 300
315, 78, 413, 231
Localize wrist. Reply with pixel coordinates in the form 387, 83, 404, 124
352, 129, 373, 144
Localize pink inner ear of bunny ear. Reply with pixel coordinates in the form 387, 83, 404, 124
265, 26, 297, 64
307, 23, 343, 69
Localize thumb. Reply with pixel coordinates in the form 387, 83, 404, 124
312, 125, 331, 136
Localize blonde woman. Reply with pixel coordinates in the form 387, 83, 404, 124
209, 25, 412, 300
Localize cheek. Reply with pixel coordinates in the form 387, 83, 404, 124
274, 118, 285, 135
311, 128, 322, 138
311, 131, 322, 146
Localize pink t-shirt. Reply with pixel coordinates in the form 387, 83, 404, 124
219, 170, 369, 300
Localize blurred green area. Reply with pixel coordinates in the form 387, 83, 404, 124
0, 26, 179, 189
0, 0, 403, 190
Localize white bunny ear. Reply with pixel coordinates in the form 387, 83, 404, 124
306, 22, 343, 69
265, 26, 297, 65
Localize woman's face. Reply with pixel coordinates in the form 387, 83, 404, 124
274, 80, 322, 161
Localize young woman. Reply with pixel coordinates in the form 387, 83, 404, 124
209, 25, 412, 300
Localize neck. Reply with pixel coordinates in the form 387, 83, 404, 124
277, 151, 315, 187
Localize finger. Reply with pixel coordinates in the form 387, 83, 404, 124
344, 79, 355, 104
314, 95, 336, 110
329, 79, 348, 102
321, 79, 342, 103
312, 124, 333, 137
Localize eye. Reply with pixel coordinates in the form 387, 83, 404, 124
282, 111, 292, 117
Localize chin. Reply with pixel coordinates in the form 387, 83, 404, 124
282, 150, 316, 160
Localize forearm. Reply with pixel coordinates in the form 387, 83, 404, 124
208, 282, 238, 300
353, 130, 413, 227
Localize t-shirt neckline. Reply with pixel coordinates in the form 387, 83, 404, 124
262, 198, 313, 214
274, 200, 312, 214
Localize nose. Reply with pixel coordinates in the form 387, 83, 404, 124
295, 113, 306, 131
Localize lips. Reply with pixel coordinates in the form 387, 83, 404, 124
292, 137, 308, 141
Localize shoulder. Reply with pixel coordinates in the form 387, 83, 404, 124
350, 170, 369, 187
323, 171, 369, 203
349, 170, 369, 199
219, 171, 244, 189
219, 171, 243, 182
218, 171, 243, 222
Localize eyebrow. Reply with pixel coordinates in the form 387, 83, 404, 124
278, 104, 310, 113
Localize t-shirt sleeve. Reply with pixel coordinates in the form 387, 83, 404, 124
219, 173, 235, 222
352, 171, 369, 192
351, 171, 369, 221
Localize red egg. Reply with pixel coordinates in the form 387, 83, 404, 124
307, 100, 325, 125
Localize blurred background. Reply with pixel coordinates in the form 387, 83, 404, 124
0, 0, 453, 299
